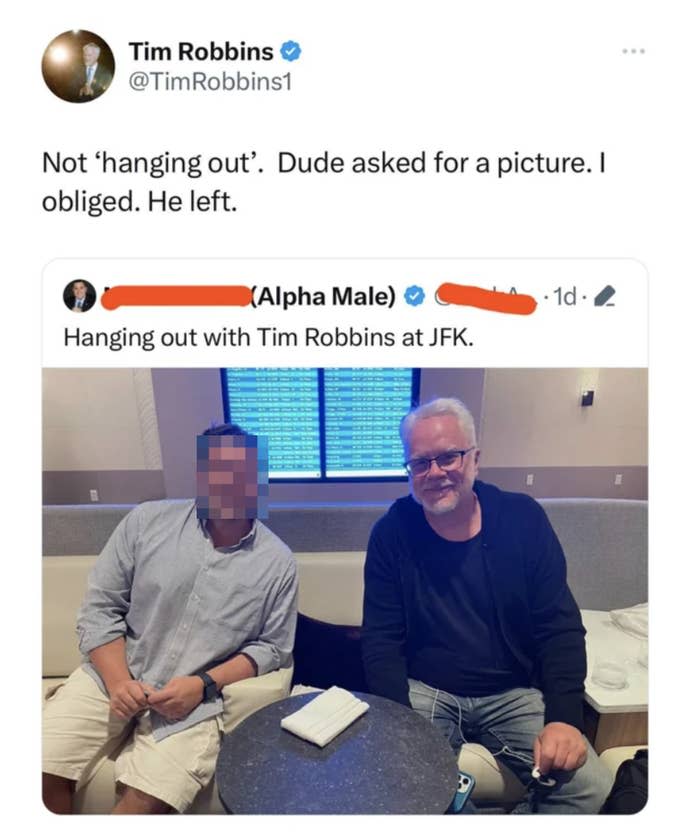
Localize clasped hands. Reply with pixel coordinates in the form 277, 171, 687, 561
108, 676, 206, 721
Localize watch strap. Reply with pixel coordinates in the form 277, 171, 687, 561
196, 671, 217, 702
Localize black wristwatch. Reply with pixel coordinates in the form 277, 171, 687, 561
196, 671, 218, 703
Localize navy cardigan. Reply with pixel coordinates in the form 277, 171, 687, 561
361, 480, 587, 730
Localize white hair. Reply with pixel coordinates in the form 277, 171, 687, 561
83, 43, 101, 55
400, 397, 477, 449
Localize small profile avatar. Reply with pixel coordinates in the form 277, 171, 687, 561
63, 280, 97, 313
42, 30, 115, 103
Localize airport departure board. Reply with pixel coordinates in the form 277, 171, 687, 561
222, 368, 418, 479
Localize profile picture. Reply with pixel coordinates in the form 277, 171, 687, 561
42, 30, 115, 103
63, 279, 97, 313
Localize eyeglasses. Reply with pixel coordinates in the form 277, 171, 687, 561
404, 447, 476, 477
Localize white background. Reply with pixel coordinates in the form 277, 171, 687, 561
3, 1, 698, 828
44, 258, 647, 366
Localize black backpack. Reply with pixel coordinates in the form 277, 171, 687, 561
600, 749, 648, 814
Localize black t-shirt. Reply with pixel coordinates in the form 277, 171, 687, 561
408, 527, 529, 696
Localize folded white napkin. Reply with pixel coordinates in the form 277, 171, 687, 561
610, 602, 648, 638
281, 686, 369, 747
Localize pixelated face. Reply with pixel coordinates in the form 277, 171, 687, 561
72, 281, 87, 299
406, 415, 480, 516
196, 434, 269, 521
83, 45, 99, 66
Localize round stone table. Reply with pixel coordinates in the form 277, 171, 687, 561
216, 691, 458, 814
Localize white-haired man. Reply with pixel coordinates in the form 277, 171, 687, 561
73, 42, 112, 100
361, 398, 613, 813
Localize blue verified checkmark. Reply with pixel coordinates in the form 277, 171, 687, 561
404, 285, 425, 306
280, 41, 302, 61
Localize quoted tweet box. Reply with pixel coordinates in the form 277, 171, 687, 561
43, 259, 647, 368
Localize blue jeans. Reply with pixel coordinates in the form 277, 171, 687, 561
408, 679, 613, 814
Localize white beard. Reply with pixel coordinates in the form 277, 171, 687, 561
412, 482, 460, 515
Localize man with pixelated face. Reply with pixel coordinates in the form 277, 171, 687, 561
196, 433, 269, 521
43, 423, 297, 814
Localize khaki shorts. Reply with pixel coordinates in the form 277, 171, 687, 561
42, 667, 222, 813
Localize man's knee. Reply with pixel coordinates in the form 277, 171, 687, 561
566, 752, 615, 813
42, 772, 75, 814
113, 785, 173, 814
585, 758, 615, 813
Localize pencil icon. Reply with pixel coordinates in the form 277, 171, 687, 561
594, 285, 616, 306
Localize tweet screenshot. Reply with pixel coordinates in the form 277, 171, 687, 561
16, 0, 696, 827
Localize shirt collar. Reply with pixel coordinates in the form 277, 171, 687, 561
199, 517, 259, 552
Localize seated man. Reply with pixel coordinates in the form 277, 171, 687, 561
361, 398, 613, 813
43, 423, 297, 814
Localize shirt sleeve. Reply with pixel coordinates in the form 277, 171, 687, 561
361, 521, 411, 707
76, 507, 140, 655
237, 556, 298, 676
527, 502, 587, 730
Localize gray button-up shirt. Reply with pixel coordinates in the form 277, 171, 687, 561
77, 500, 297, 738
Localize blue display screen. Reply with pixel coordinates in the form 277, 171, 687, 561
222, 368, 419, 480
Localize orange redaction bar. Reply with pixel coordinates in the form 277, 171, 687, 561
436, 283, 537, 315
101, 285, 254, 310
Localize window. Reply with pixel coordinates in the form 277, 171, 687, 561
221, 368, 420, 480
